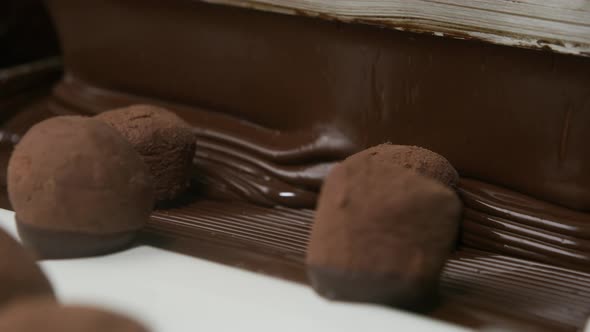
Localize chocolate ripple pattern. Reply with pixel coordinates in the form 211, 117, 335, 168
459, 179, 590, 272
192, 134, 337, 208
438, 250, 590, 332
151, 201, 312, 259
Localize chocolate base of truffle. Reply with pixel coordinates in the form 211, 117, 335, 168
16, 219, 136, 259
308, 265, 438, 312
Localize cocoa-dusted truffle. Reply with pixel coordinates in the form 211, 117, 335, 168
96, 105, 196, 203
306, 149, 462, 309
0, 299, 150, 332
346, 143, 458, 187
0, 229, 54, 306
7, 116, 154, 259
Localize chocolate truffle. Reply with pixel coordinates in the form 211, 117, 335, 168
346, 143, 458, 187
306, 150, 462, 309
0, 299, 150, 332
95, 105, 196, 203
7, 116, 155, 259
0, 229, 54, 306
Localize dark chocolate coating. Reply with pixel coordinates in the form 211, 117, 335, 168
16, 221, 136, 259
307, 151, 462, 308
0, 229, 54, 306
0, 299, 150, 332
7, 116, 154, 258
345, 143, 458, 187
96, 105, 196, 203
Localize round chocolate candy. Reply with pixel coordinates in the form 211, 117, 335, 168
307, 147, 462, 309
7, 116, 155, 258
96, 105, 196, 203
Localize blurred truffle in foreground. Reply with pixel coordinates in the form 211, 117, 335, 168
96, 105, 196, 203
0, 229, 54, 307
306, 146, 462, 309
0, 299, 150, 332
346, 143, 458, 187
7, 116, 155, 259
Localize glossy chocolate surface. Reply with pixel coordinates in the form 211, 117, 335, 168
459, 179, 590, 270
46, 0, 590, 211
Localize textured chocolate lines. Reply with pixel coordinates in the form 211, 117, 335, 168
441, 251, 590, 331
459, 178, 590, 271
151, 201, 313, 256
182, 173, 590, 271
